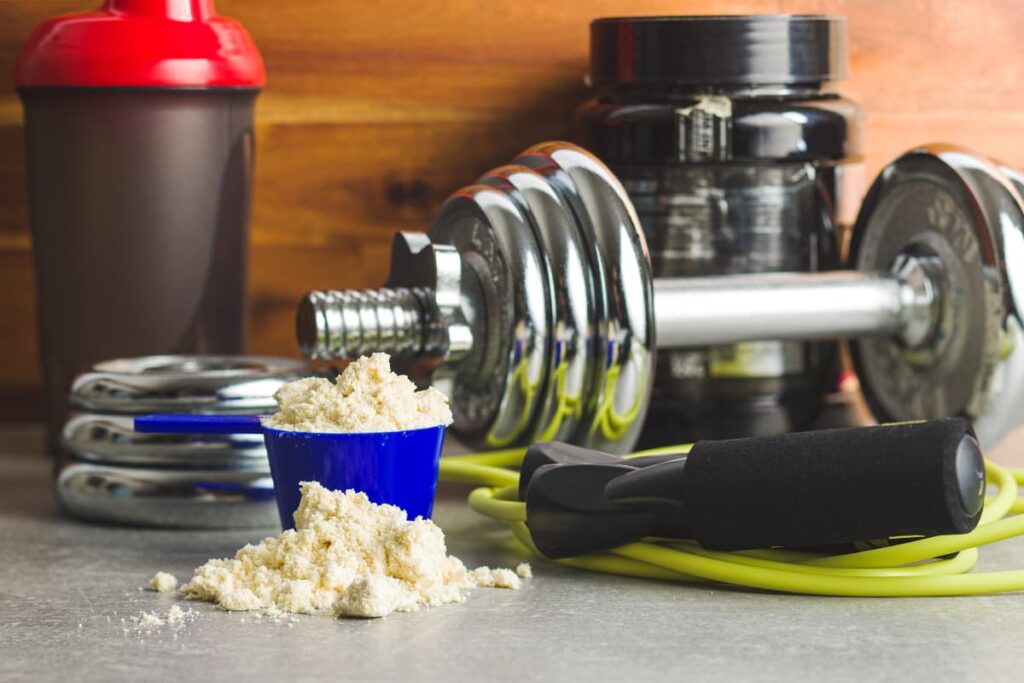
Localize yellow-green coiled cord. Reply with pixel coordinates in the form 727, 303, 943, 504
438, 447, 1024, 597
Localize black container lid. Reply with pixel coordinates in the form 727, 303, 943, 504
590, 15, 847, 88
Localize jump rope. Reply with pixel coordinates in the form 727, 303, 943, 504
439, 445, 1024, 597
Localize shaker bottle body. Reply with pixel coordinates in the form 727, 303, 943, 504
19, 88, 257, 448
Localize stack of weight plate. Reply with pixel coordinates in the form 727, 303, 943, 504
56, 355, 315, 529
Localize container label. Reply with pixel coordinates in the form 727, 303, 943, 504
708, 341, 805, 378
675, 96, 732, 162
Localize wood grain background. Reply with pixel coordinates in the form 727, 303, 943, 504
1, 0, 1022, 419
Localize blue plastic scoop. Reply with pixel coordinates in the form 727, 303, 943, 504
134, 414, 446, 528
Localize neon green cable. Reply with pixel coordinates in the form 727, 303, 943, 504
625, 443, 693, 458
509, 521, 700, 581
438, 459, 518, 488
467, 485, 525, 522
611, 542, 1024, 597
438, 443, 1024, 597
665, 542, 979, 578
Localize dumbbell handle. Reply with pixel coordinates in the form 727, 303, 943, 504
299, 252, 940, 362
654, 260, 938, 348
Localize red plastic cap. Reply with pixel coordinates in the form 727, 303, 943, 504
15, 0, 265, 88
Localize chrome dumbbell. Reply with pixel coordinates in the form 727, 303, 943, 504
296, 143, 1024, 454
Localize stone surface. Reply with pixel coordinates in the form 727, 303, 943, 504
3, 425, 1024, 682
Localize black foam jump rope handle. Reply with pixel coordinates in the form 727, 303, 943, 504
685, 418, 984, 550
610, 418, 986, 551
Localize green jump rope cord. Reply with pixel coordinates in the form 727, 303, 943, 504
437, 448, 1024, 597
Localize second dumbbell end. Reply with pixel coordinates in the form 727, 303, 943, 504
652, 255, 940, 349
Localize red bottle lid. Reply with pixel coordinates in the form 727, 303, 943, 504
15, 0, 265, 88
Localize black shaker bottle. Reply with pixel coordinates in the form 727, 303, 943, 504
15, 0, 265, 451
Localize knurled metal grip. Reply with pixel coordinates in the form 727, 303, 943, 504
297, 143, 1024, 452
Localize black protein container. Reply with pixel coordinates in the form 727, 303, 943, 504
15, 0, 264, 451
575, 15, 862, 444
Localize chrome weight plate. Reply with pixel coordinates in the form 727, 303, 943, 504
429, 184, 551, 449
518, 143, 655, 454
62, 413, 269, 469
71, 355, 313, 414
56, 458, 278, 529
970, 164, 1024, 447
478, 164, 597, 444
849, 147, 1010, 432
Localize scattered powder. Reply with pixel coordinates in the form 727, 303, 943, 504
165, 605, 187, 625
180, 482, 524, 619
130, 605, 198, 632
137, 611, 165, 628
468, 566, 522, 590
263, 353, 452, 433
516, 563, 533, 579
149, 571, 178, 593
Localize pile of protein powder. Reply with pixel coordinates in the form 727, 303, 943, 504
157, 354, 529, 619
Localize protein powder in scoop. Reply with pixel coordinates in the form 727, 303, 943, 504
264, 353, 452, 433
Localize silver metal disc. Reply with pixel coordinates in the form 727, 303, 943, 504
517, 142, 656, 454
62, 413, 269, 469
56, 458, 278, 529
71, 355, 313, 414
480, 163, 598, 444
429, 186, 551, 449
850, 147, 1010, 431
972, 164, 1024, 446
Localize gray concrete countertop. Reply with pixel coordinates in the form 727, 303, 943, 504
3, 425, 1024, 682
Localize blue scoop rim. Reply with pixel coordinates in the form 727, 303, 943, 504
133, 414, 447, 437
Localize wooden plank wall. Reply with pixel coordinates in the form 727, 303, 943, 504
1, 0, 1022, 419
